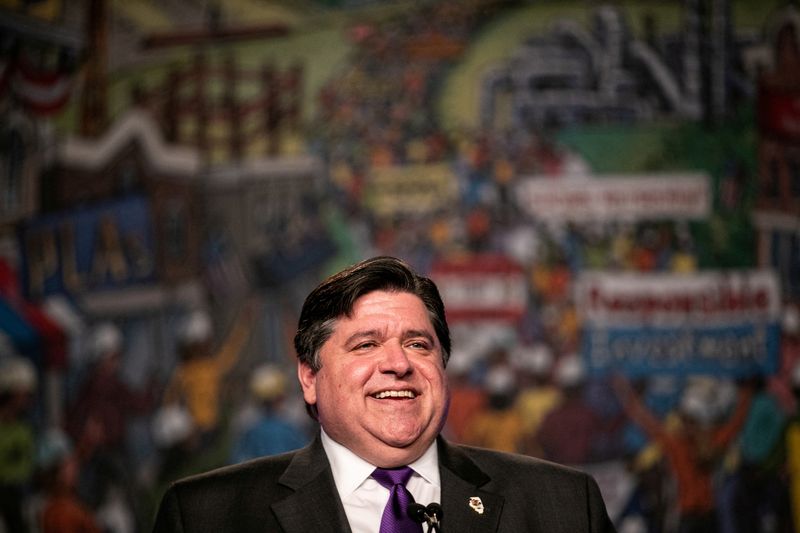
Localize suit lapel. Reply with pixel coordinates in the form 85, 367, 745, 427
438, 438, 504, 533
270, 435, 506, 533
271, 435, 352, 533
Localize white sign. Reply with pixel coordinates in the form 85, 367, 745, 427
514, 174, 710, 222
575, 270, 781, 326
430, 255, 527, 322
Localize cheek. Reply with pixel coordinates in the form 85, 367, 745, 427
418, 359, 447, 386
342, 360, 377, 386
425, 365, 449, 407
322, 361, 374, 400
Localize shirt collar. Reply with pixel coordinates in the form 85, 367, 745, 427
320, 428, 440, 498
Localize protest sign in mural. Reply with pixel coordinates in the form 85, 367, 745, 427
514, 174, 711, 222
19, 196, 157, 299
575, 270, 782, 377
430, 254, 527, 323
365, 163, 459, 217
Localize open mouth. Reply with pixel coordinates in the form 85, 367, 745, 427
371, 390, 416, 399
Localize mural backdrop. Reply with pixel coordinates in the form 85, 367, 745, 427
1, 1, 799, 532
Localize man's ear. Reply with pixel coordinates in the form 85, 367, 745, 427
297, 360, 317, 405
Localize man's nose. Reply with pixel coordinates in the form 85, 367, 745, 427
379, 341, 413, 376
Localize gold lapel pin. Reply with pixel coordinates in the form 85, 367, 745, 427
468, 496, 484, 515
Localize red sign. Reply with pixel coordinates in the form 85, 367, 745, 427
429, 254, 527, 322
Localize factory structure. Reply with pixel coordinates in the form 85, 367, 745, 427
480, 0, 753, 130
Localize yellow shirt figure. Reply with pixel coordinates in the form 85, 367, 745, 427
516, 386, 561, 436
165, 302, 257, 433
463, 407, 525, 454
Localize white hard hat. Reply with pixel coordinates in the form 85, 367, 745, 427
555, 354, 586, 387
784, 305, 800, 335
712, 379, 737, 418
680, 388, 714, 424
0, 356, 37, 393
90, 323, 122, 359
485, 365, 517, 395
179, 310, 212, 344
250, 364, 287, 401
448, 342, 484, 377
513, 343, 554, 375
151, 405, 194, 448
679, 378, 717, 424
619, 515, 647, 533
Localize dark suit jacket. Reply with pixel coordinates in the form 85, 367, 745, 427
152, 434, 616, 532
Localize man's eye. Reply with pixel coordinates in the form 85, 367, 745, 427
407, 341, 430, 350
354, 341, 377, 350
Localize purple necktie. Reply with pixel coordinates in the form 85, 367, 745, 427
372, 466, 423, 533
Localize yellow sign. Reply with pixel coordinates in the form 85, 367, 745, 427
365, 163, 458, 217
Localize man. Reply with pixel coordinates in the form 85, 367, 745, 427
153, 256, 616, 532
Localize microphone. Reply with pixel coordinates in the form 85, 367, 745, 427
408, 502, 443, 532
408, 503, 428, 524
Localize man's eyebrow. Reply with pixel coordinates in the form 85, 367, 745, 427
343, 330, 382, 346
343, 329, 436, 346
402, 330, 436, 344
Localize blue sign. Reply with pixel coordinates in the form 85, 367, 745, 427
18, 196, 157, 299
581, 322, 781, 377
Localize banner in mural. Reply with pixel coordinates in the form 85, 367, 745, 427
575, 270, 782, 377
514, 174, 711, 222
430, 254, 527, 323
18, 195, 157, 299
365, 163, 459, 217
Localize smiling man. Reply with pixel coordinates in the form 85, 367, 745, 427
152, 256, 617, 533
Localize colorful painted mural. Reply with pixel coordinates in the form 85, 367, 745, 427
1, 1, 799, 532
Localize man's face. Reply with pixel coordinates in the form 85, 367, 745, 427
298, 290, 449, 467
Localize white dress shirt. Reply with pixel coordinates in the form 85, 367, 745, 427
320, 429, 441, 533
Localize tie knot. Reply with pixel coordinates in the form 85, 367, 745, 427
372, 466, 414, 489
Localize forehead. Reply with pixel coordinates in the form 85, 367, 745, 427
337, 290, 433, 329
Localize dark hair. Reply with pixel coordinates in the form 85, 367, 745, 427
294, 256, 451, 373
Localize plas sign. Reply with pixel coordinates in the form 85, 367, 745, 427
430, 254, 527, 323
575, 270, 781, 377
19, 196, 157, 298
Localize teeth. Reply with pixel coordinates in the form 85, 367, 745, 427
373, 390, 416, 399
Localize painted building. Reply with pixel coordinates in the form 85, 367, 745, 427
754, 6, 800, 299
481, 0, 746, 130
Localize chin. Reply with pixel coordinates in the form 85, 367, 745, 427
378, 422, 427, 443
384, 429, 439, 454
371, 442, 427, 468
378, 432, 420, 447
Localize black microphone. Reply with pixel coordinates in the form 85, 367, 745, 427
407, 502, 443, 532
425, 503, 443, 521
408, 503, 428, 524
425, 503, 443, 532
